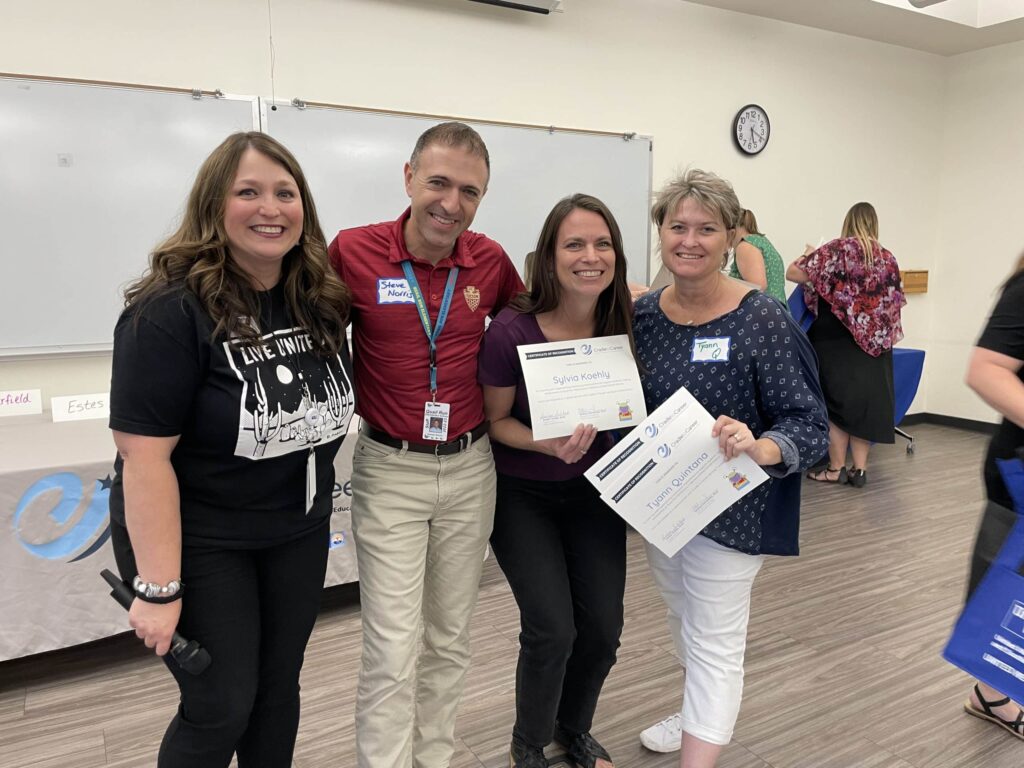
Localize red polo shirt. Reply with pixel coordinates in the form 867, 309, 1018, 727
328, 208, 524, 443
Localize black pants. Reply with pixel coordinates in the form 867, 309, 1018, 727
966, 499, 1017, 599
111, 518, 330, 768
490, 473, 626, 748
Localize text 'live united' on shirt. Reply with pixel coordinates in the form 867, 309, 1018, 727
109, 283, 355, 546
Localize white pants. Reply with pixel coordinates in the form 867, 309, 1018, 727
645, 534, 764, 745
351, 433, 497, 768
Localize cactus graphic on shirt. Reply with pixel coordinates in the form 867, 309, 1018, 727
325, 364, 348, 424
252, 368, 282, 457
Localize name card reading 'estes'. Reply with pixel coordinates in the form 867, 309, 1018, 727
0, 389, 43, 417
51, 392, 110, 423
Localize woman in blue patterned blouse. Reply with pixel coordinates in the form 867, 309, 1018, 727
633, 169, 829, 767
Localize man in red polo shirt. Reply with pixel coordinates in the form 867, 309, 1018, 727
328, 122, 523, 768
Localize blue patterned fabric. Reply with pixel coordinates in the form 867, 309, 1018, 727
632, 289, 829, 555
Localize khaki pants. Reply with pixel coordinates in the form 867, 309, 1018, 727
351, 432, 496, 768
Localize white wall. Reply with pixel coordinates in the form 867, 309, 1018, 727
0, 0, 956, 416
927, 38, 1024, 422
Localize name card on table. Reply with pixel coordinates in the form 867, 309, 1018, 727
0, 389, 43, 417
51, 392, 110, 423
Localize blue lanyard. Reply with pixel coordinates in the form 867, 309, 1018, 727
400, 260, 460, 397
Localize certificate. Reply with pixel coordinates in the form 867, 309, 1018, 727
518, 334, 646, 440
585, 386, 768, 557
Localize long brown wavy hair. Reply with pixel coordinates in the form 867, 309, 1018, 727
123, 132, 350, 356
511, 194, 635, 355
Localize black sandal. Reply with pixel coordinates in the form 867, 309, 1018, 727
510, 738, 548, 768
964, 683, 1024, 740
806, 465, 847, 484
847, 468, 867, 488
553, 724, 613, 768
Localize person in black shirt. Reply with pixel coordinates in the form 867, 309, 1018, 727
962, 252, 1024, 739
108, 132, 355, 767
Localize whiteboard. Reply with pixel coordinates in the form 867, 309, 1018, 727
0, 77, 258, 357
262, 101, 652, 287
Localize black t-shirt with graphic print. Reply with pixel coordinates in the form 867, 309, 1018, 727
108, 283, 355, 546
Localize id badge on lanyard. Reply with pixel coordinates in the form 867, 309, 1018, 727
400, 260, 460, 442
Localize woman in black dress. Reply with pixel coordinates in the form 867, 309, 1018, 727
786, 202, 906, 487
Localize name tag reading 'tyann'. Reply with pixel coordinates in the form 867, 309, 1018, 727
377, 278, 414, 304
690, 337, 731, 363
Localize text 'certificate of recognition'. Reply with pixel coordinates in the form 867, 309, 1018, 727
518, 335, 646, 440
584, 386, 768, 557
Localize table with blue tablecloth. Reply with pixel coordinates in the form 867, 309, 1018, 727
787, 289, 924, 449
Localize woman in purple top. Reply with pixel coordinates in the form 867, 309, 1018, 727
479, 194, 635, 768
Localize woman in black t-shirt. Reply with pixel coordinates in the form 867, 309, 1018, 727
108, 132, 354, 767
962, 253, 1024, 740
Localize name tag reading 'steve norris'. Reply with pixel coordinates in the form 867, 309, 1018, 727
377, 278, 414, 304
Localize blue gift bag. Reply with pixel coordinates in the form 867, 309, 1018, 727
943, 457, 1024, 700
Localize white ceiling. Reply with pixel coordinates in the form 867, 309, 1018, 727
681, 0, 1024, 55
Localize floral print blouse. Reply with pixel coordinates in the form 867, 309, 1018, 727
795, 237, 906, 357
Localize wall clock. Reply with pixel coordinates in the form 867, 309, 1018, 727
733, 104, 770, 156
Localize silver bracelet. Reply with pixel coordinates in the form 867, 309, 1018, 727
132, 575, 183, 601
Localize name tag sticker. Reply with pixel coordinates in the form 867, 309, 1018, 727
0, 388, 43, 417
51, 392, 110, 423
691, 337, 731, 363
377, 278, 414, 304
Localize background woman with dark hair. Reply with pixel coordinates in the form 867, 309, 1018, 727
786, 202, 905, 487
479, 194, 635, 768
728, 208, 786, 302
961, 252, 1024, 739
108, 131, 355, 767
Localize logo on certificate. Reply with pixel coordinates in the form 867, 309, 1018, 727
463, 286, 480, 311
657, 443, 671, 459
644, 424, 659, 439
618, 401, 633, 421
580, 343, 593, 356
726, 468, 750, 490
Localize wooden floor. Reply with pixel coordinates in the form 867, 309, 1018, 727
2, 423, 1020, 767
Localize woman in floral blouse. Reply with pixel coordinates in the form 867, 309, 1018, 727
786, 202, 906, 487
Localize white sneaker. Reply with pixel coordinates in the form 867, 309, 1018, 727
639, 712, 683, 752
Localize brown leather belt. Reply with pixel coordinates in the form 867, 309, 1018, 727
359, 421, 489, 456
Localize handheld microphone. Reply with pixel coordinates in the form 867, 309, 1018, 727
100, 569, 211, 675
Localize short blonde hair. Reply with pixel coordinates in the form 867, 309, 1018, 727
651, 168, 741, 231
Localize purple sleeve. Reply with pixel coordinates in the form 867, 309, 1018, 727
478, 313, 524, 388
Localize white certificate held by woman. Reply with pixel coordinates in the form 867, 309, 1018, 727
517, 334, 646, 439
584, 385, 769, 557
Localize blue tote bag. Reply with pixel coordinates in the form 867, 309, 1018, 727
943, 457, 1024, 700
